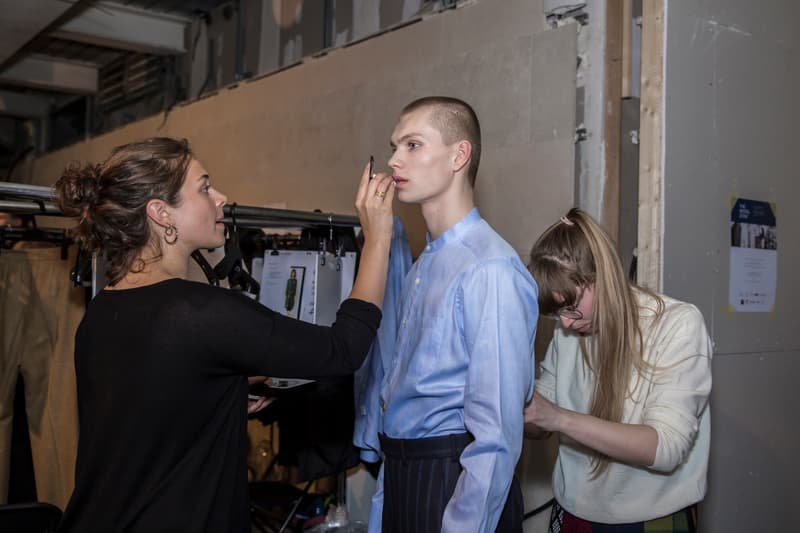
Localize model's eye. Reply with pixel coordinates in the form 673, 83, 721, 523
408, 142, 420, 150
202, 185, 210, 193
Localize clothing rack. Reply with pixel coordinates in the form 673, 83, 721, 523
2, 180, 366, 527
1, 179, 362, 301
0, 181, 361, 229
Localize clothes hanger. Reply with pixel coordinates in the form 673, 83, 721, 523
213, 203, 260, 296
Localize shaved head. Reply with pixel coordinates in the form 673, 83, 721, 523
401, 96, 482, 186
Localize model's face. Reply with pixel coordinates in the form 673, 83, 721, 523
554, 283, 595, 334
172, 159, 228, 250
387, 108, 459, 206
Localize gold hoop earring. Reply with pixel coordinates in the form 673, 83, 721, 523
164, 224, 178, 244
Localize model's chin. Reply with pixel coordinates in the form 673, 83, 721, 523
394, 189, 415, 204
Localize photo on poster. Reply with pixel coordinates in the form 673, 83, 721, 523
283, 266, 305, 319
730, 222, 777, 250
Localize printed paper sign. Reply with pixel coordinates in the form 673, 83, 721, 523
729, 198, 776, 312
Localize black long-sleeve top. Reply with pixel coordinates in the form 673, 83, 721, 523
58, 278, 381, 533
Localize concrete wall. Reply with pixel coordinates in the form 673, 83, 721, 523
31, 0, 576, 260
660, 1, 799, 531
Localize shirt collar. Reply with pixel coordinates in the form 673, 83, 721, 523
424, 208, 480, 253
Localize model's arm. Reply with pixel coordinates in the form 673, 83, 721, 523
367, 463, 385, 531
348, 167, 395, 308
442, 261, 538, 532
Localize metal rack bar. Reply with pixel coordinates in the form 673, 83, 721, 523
0, 199, 62, 215
0, 181, 360, 228
0, 182, 54, 200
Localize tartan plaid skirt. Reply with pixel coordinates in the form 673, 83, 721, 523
548, 500, 695, 533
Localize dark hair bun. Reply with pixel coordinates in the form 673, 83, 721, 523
55, 162, 100, 217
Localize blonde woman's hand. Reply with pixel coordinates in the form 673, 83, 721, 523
524, 391, 563, 433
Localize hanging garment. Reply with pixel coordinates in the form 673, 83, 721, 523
353, 217, 412, 462
0, 246, 84, 509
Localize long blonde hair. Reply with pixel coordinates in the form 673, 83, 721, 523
529, 207, 663, 476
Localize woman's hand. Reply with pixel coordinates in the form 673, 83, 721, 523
525, 391, 659, 466
247, 375, 272, 414
354, 163, 395, 247
524, 391, 563, 433
247, 396, 273, 414
348, 162, 395, 308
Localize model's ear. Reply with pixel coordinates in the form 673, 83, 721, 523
452, 139, 472, 174
145, 199, 172, 228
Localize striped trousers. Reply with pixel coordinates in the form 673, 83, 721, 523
379, 432, 523, 532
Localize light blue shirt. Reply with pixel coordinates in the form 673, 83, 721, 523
369, 208, 539, 532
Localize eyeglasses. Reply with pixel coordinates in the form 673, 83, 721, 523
556, 305, 583, 320
551, 288, 585, 320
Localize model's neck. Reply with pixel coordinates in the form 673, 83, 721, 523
421, 190, 475, 242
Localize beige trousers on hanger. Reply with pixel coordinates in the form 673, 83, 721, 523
0, 247, 84, 509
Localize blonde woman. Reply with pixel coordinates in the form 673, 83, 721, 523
525, 208, 712, 533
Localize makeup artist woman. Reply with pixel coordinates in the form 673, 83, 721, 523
54, 137, 395, 532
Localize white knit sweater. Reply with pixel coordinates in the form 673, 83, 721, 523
536, 292, 713, 523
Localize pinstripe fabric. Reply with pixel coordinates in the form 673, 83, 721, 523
379, 433, 523, 532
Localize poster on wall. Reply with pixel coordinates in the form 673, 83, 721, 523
729, 198, 777, 312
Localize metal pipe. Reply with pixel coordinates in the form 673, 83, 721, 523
0, 182, 360, 227
0, 182, 55, 200
223, 204, 359, 227
0, 199, 61, 215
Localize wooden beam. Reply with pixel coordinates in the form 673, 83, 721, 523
621, 0, 632, 97
602, 0, 624, 246
637, 0, 664, 291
